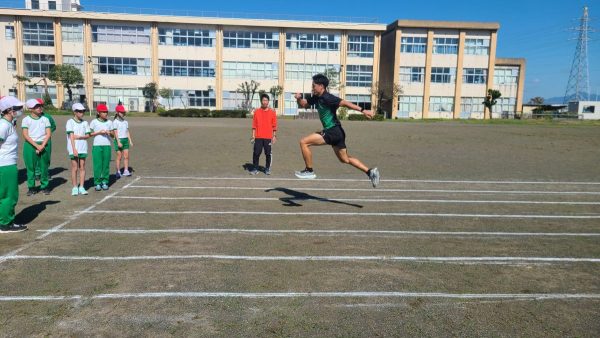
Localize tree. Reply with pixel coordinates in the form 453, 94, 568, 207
269, 85, 283, 108
142, 82, 159, 112
47, 64, 84, 102
159, 87, 174, 110
237, 80, 260, 112
323, 67, 343, 92
529, 96, 544, 105
483, 89, 502, 119
370, 81, 403, 118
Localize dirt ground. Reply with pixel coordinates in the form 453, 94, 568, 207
1, 116, 599, 336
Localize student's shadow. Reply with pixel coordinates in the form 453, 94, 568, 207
18, 167, 67, 185
242, 163, 265, 172
15, 200, 60, 224
265, 187, 363, 208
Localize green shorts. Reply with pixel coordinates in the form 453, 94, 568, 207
114, 138, 130, 151
69, 153, 87, 160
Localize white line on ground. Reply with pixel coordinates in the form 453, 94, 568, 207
127, 185, 600, 195
1, 292, 600, 302
35, 228, 600, 237
111, 196, 600, 205
83, 210, 600, 219
140, 176, 600, 185
0, 177, 141, 264
7, 255, 600, 263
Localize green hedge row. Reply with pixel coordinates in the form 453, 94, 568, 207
159, 109, 247, 118
347, 114, 385, 121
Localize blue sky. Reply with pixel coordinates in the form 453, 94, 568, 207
80, 0, 600, 101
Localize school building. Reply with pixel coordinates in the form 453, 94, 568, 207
0, 4, 525, 119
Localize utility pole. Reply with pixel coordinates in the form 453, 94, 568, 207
563, 6, 593, 103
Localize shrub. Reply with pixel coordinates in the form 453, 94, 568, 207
337, 107, 348, 120
159, 109, 246, 118
347, 113, 385, 121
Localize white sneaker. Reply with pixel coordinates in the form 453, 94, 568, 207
71, 187, 79, 196
295, 169, 316, 179
78, 186, 88, 195
368, 167, 380, 188
122, 170, 131, 176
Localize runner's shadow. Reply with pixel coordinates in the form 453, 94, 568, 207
15, 200, 60, 224
265, 187, 363, 208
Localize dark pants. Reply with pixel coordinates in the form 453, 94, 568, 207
253, 138, 272, 169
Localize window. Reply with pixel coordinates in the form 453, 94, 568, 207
283, 92, 313, 115
431, 67, 456, 83
62, 23, 83, 42
224, 31, 279, 49
400, 67, 424, 83
465, 38, 489, 55
346, 65, 373, 87
398, 96, 423, 118
93, 57, 151, 76
460, 97, 485, 116
48, 1, 56, 10
494, 66, 519, 85
286, 33, 340, 51
92, 25, 151, 44
8, 88, 17, 97
24, 54, 55, 77
346, 94, 371, 110
31, 0, 39, 9
223, 62, 278, 80
7, 58, 16, 71
347, 35, 374, 58
400, 36, 427, 53
223, 91, 260, 110
160, 59, 215, 77
23, 21, 54, 46
463, 68, 487, 84
433, 37, 458, 54
63, 55, 84, 72
187, 90, 216, 107
429, 96, 454, 112
496, 97, 516, 114
583, 105, 595, 113
26, 85, 56, 104
285, 63, 340, 81
159, 28, 215, 47
5, 26, 15, 40
93, 87, 145, 111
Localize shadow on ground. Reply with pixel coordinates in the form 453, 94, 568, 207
265, 187, 363, 208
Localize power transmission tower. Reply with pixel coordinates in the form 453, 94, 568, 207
563, 6, 592, 103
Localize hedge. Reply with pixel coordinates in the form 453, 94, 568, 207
159, 109, 247, 118
347, 114, 385, 121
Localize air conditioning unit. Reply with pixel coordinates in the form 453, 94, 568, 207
93, 78, 100, 85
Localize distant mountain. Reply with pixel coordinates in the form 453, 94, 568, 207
534, 93, 599, 105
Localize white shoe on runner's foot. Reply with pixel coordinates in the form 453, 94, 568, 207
369, 167, 380, 188
295, 169, 316, 179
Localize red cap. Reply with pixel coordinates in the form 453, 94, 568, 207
96, 104, 109, 112
36, 98, 44, 105
115, 105, 126, 113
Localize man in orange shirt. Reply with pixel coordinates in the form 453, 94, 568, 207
250, 94, 277, 175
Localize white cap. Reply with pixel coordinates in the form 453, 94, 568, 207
72, 103, 85, 111
0, 96, 24, 113
26, 98, 42, 109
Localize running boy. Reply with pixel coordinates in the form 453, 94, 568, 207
89, 104, 113, 191
113, 104, 132, 178
294, 74, 380, 187
250, 94, 277, 175
22, 99, 52, 195
66, 103, 91, 196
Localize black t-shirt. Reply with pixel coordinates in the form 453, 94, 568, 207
307, 92, 342, 129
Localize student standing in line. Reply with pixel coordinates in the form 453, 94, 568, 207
294, 74, 380, 187
66, 103, 91, 196
113, 104, 132, 178
0, 96, 27, 232
34, 98, 56, 180
250, 94, 277, 175
89, 104, 113, 191
22, 99, 52, 196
